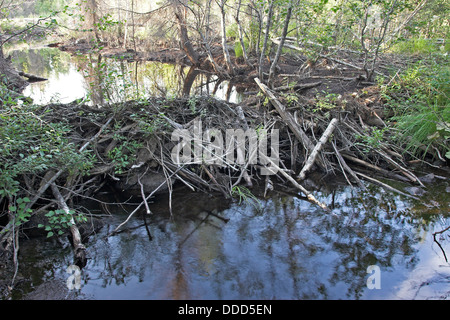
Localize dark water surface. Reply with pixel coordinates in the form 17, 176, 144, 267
8, 176, 449, 300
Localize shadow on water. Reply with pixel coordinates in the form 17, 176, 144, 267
7, 175, 450, 300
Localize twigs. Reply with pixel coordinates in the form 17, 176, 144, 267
433, 226, 450, 263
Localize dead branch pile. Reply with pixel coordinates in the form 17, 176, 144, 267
0, 81, 434, 272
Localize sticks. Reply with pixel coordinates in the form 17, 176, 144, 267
354, 171, 419, 200
297, 118, 338, 180
51, 183, 87, 267
254, 77, 315, 152
332, 142, 367, 191
262, 155, 329, 212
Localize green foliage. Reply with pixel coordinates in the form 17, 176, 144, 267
355, 127, 389, 153
8, 197, 33, 227
106, 125, 142, 174
0, 85, 95, 199
381, 58, 450, 159
390, 38, 449, 55
38, 208, 87, 238
231, 185, 261, 210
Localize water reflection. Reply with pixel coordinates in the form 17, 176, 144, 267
8, 47, 244, 105
11, 180, 448, 300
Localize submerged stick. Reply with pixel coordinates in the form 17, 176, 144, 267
262, 156, 329, 212
354, 171, 419, 200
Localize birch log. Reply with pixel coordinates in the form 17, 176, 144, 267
297, 118, 338, 180
51, 183, 87, 267
254, 77, 315, 152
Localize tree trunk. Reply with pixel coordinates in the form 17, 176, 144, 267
268, 4, 292, 86
174, 6, 200, 66
234, 0, 250, 65
258, 0, 275, 80
219, 0, 234, 74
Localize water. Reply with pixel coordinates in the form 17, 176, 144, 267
4, 46, 450, 300
8, 46, 243, 105
7, 178, 449, 300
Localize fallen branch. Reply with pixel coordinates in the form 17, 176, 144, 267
274, 81, 322, 92
354, 171, 419, 200
341, 153, 410, 183
254, 77, 315, 153
18, 71, 47, 82
51, 183, 87, 267
262, 156, 329, 212
332, 142, 367, 191
377, 150, 425, 187
297, 118, 338, 180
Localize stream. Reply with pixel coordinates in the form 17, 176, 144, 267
3, 46, 450, 300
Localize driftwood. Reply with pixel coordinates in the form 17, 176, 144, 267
18, 71, 47, 82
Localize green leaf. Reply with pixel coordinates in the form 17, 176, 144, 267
47, 231, 54, 238
45, 211, 55, 217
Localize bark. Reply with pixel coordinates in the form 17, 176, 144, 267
268, 4, 292, 86
218, 0, 234, 74
258, 0, 275, 80
297, 118, 338, 180
51, 184, 87, 268
174, 5, 200, 66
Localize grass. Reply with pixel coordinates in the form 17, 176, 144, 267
390, 37, 450, 55
382, 56, 450, 160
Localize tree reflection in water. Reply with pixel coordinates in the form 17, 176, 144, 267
47, 181, 449, 300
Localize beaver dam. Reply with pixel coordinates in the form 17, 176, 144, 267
0, 45, 449, 299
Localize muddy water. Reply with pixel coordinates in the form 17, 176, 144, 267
4, 46, 450, 300
5, 174, 449, 300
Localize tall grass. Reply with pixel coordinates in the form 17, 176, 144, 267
382, 57, 450, 161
